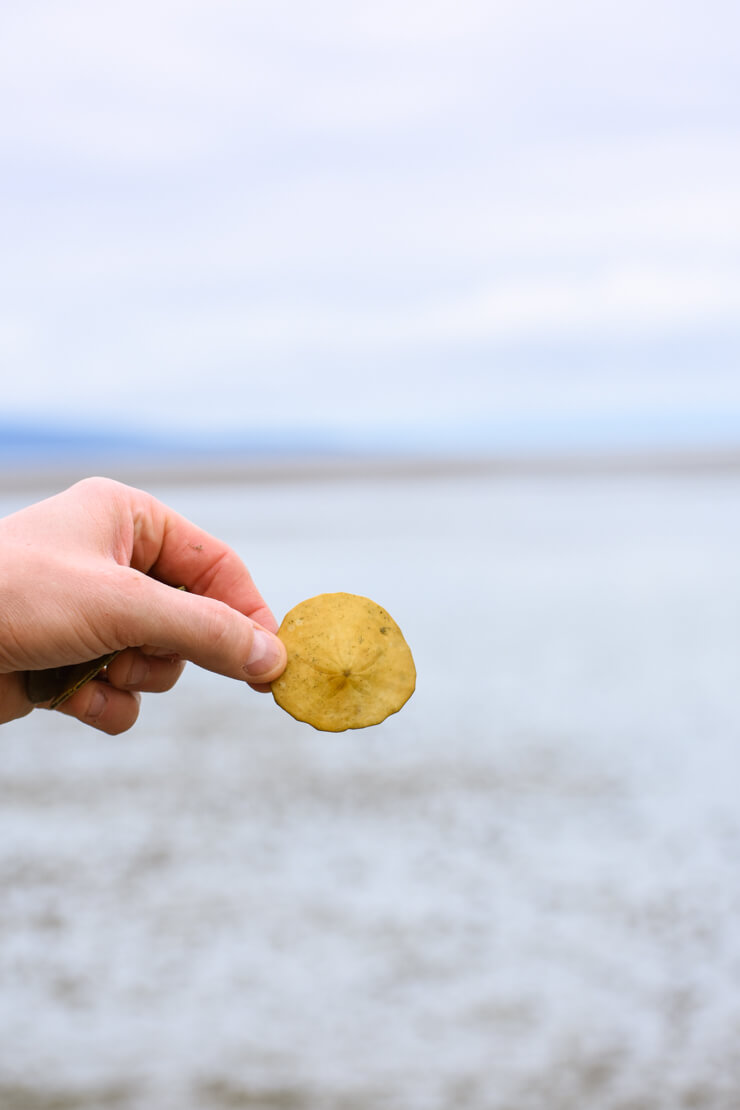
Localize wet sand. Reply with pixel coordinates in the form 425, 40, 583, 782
2, 470, 740, 1108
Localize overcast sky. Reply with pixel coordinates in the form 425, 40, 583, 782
1, 0, 739, 451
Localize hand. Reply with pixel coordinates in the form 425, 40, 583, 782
0, 477, 287, 734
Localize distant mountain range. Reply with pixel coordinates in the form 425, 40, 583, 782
0, 420, 364, 463
4, 413, 740, 473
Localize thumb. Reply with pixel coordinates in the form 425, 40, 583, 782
116, 573, 287, 683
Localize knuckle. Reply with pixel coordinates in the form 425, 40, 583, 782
203, 602, 236, 654
73, 475, 119, 497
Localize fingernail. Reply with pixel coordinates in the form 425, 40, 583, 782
87, 686, 107, 721
243, 628, 283, 678
126, 657, 150, 687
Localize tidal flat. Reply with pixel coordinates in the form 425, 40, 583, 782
2, 469, 740, 1109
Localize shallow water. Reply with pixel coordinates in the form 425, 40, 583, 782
2, 472, 740, 1109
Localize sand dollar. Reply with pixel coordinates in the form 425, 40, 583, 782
272, 592, 416, 732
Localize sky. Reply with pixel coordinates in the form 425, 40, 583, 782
1, 0, 739, 454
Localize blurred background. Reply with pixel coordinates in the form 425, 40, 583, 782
2, 2, 740, 1108
1, 0, 739, 467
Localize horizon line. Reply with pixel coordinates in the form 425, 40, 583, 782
4, 445, 740, 495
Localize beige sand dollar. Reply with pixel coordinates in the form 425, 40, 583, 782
272, 592, 416, 731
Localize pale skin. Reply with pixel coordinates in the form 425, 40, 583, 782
0, 477, 287, 734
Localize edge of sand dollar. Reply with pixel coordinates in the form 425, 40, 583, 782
271, 592, 416, 732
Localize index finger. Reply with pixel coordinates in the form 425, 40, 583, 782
123, 486, 279, 633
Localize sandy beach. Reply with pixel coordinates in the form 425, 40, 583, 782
2, 465, 740, 1108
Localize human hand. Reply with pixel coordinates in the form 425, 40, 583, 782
0, 477, 287, 734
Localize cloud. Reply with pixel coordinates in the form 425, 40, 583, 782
2, 0, 737, 163
421, 265, 740, 343
0, 0, 738, 447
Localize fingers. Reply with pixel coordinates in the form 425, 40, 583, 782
54, 681, 141, 735
122, 483, 280, 632
53, 479, 286, 683
50, 649, 185, 734
105, 648, 186, 693
21, 650, 184, 736
49, 628, 278, 732
112, 571, 287, 684
0, 669, 140, 735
